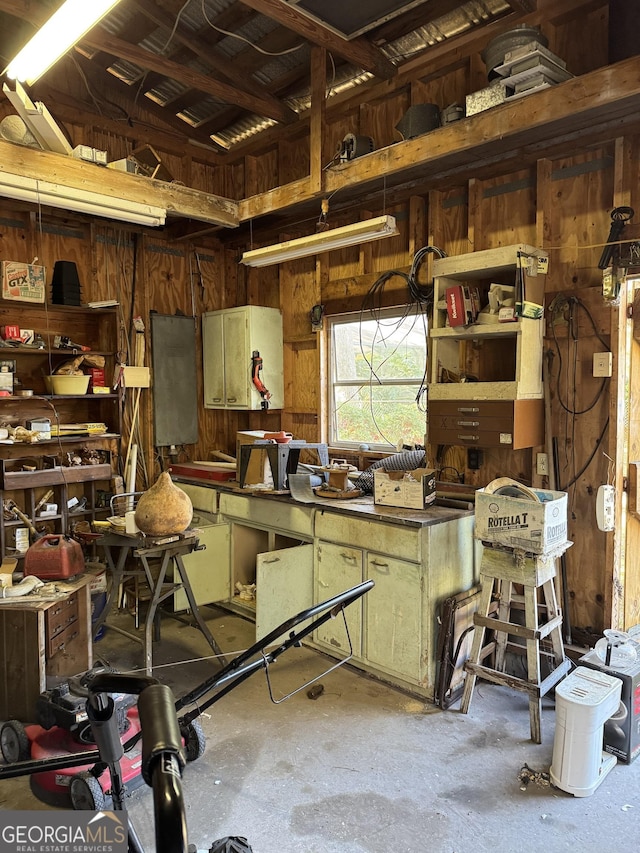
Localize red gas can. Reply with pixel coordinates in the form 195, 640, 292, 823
24, 535, 85, 580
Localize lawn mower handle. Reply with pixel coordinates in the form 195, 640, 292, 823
87, 673, 188, 853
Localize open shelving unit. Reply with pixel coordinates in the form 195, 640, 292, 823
0, 302, 121, 560
427, 244, 546, 450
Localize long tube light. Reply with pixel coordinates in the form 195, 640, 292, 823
240, 215, 398, 267
0, 171, 166, 227
4, 0, 124, 85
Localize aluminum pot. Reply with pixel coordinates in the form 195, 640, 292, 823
482, 25, 548, 79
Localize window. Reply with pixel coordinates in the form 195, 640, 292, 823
328, 308, 428, 450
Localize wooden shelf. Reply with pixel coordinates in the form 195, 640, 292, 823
429, 245, 545, 402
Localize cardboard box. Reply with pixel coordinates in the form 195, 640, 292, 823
1, 325, 20, 341
445, 285, 480, 327
122, 366, 150, 388
374, 468, 436, 510
580, 646, 640, 764
475, 487, 568, 554
1, 262, 46, 303
236, 430, 271, 486
86, 368, 106, 388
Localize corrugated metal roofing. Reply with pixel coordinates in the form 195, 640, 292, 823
74, 0, 513, 151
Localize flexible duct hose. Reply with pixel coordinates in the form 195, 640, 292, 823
1, 575, 44, 598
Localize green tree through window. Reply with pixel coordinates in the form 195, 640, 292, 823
329, 308, 428, 449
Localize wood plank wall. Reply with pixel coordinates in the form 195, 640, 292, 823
1, 0, 637, 638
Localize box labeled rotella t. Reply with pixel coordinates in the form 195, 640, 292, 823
475, 480, 568, 554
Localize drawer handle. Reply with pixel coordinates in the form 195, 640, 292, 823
227, 397, 237, 403
457, 434, 479, 442
456, 407, 479, 413
211, 397, 222, 402
340, 552, 357, 562
370, 559, 389, 572
456, 420, 479, 427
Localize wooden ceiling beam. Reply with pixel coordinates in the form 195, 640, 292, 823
371, 0, 471, 46
81, 27, 297, 126
34, 83, 223, 164
0, 136, 239, 227
237, 0, 397, 80
506, 1, 538, 12
0, 0, 296, 126
130, 0, 295, 110
57, 55, 226, 153
87, 8, 157, 71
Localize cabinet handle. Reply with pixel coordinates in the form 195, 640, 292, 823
227, 397, 237, 403
457, 434, 479, 442
456, 420, 479, 427
261, 556, 280, 564
370, 559, 389, 571
340, 552, 357, 562
211, 397, 222, 402
456, 407, 479, 413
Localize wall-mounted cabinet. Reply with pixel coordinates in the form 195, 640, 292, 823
429, 245, 545, 402
202, 305, 284, 410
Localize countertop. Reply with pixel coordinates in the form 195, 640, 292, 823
171, 476, 474, 529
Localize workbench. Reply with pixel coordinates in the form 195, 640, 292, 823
172, 478, 480, 701
94, 529, 226, 675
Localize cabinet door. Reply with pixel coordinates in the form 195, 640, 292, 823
365, 554, 423, 681
314, 541, 363, 657
202, 313, 225, 407
256, 543, 313, 641
223, 310, 249, 408
173, 521, 230, 612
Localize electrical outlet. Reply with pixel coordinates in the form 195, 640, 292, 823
536, 452, 549, 476
593, 352, 613, 377
596, 484, 615, 531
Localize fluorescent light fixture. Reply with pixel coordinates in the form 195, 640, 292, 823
0, 171, 166, 227
240, 215, 398, 267
5, 0, 124, 85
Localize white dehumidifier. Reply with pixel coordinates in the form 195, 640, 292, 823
550, 666, 623, 797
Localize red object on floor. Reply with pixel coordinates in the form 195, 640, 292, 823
26, 708, 144, 808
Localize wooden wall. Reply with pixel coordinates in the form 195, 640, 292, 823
1, 0, 637, 637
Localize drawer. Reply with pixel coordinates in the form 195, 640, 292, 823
175, 482, 219, 514
315, 512, 421, 563
47, 620, 80, 658
428, 399, 543, 449
220, 492, 314, 539
45, 593, 79, 639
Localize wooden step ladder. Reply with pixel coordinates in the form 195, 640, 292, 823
460, 543, 571, 743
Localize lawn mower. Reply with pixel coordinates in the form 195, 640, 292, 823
0, 579, 373, 852
0, 665, 205, 810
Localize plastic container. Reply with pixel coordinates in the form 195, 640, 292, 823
45, 374, 90, 395
550, 667, 623, 796
24, 534, 85, 579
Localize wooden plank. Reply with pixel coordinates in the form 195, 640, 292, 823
0, 138, 239, 228
0, 608, 44, 721
309, 46, 326, 193
238, 57, 640, 221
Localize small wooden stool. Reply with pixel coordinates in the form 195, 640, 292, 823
460, 543, 571, 743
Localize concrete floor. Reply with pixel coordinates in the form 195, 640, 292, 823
1, 603, 639, 853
